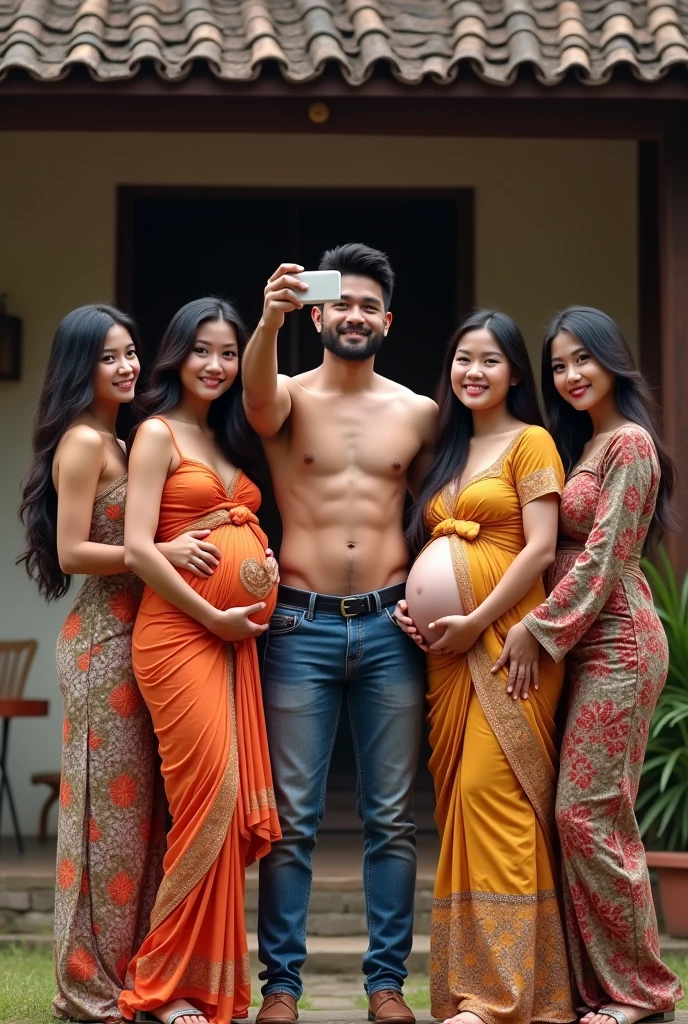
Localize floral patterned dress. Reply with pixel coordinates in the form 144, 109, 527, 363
524, 425, 683, 1012
53, 476, 167, 1023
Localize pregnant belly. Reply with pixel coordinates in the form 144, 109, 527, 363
405, 536, 465, 645
187, 524, 278, 625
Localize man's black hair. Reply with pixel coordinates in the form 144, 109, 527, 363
318, 243, 395, 310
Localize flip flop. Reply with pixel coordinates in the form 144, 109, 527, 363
585, 1010, 675, 1024
135, 1009, 207, 1024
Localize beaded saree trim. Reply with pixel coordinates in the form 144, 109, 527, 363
450, 536, 557, 846
137, 951, 250, 997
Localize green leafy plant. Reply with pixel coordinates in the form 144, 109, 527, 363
635, 548, 688, 850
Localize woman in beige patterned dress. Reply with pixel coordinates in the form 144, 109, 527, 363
18, 305, 224, 1022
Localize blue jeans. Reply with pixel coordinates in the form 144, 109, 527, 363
258, 590, 426, 999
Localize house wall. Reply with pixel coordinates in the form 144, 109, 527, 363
0, 131, 637, 835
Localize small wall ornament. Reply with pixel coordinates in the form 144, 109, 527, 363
0, 294, 22, 380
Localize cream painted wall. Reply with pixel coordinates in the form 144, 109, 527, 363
0, 131, 637, 836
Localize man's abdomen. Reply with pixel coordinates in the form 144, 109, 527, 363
278, 526, 409, 595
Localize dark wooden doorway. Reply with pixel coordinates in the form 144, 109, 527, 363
117, 187, 475, 830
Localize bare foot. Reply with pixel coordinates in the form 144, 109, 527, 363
581, 1005, 673, 1024
149, 998, 209, 1024
443, 1012, 487, 1024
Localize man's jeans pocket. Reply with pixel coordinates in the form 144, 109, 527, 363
268, 608, 306, 635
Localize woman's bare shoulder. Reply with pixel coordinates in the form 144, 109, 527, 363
134, 417, 175, 446
56, 423, 106, 463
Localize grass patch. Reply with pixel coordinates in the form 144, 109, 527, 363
0, 944, 313, 1023
662, 954, 688, 1010
0, 943, 55, 1024
1, 944, 687, 1022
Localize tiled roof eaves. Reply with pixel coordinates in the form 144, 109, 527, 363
1, 0, 688, 86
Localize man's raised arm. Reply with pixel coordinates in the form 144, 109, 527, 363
242, 262, 308, 437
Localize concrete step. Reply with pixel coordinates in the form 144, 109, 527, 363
0, 834, 440, 938
0, 931, 433, 973
0, 887, 435, 938
2, 931, 687, 972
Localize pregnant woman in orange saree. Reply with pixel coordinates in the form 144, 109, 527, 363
397, 311, 575, 1024
119, 299, 280, 1024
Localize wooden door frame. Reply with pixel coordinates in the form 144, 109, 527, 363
116, 184, 475, 333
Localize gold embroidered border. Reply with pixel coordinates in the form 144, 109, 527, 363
468, 637, 556, 844
225, 468, 241, 501
93, 474, 128, 504
180, 509, 231, 535
444, 427, 530, 508
430, 888, 574, 1024
150, 647, 239, 930
137, 951, 250, 997
246, 786, 277, 813
450, 537, 557, 846
434, 889, 557, 907
449, 534, 476, 613
516, 466, 563, 506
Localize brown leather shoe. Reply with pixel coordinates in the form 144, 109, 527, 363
367, 990, 415, 1023
255, 993, 298, 1024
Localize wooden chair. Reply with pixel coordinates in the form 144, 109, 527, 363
0, 640, 49, 853
31, 771, 61, 842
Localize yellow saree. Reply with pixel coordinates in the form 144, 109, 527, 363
426, 426, 574, 1024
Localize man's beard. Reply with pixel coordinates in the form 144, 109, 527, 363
321, 324, 385, 362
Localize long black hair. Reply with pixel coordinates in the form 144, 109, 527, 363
131, 297, 258, 476
542, 305, 675, 552
407, 309, 543, 558
18, 304, 140, 602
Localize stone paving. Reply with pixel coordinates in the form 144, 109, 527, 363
245, 1013, 435, 1023
242, 1015, 688, 1024
249, 971, 430, 1014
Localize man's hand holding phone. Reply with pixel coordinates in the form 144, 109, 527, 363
262, 264, 342, 332
262, 263, 307, 331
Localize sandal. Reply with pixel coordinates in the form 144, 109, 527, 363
586, 1011, 675, 1024
135, 1009, 207, 1024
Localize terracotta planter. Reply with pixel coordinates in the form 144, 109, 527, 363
646, 850, 688, 938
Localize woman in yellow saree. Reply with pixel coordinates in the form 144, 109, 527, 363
397, 311, 575, 1024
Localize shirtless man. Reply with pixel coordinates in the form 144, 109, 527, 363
243, 243, 437, 1024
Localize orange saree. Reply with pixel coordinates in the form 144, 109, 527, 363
425, 426, 575, 1024
118, 419, 281, 1024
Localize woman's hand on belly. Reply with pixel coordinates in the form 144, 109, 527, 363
393, 600, 429, 653
427, 611, 484, 655
492, 621, 541, 700
207, 602, 270, 642
159, 530, 222, 577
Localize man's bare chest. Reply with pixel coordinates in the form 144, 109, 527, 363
270, 395, 421, 478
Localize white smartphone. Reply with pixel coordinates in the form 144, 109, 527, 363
294, 270, 341, 304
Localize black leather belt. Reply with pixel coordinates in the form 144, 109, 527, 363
277, 582, 407, 618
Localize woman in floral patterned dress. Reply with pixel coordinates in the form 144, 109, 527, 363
18, 305, 225, 1022
496, 306, 683, 1024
